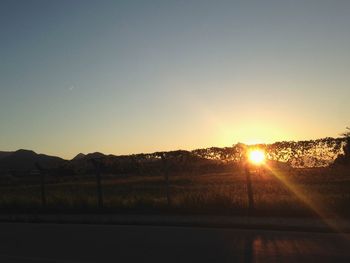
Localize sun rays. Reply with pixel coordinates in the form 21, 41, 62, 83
264, 164, 347, 234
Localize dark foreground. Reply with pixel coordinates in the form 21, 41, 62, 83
0, 223, 349, 263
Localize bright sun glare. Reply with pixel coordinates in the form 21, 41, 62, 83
248, 149, 266, 165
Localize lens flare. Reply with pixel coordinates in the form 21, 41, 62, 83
265, 164, 347, 234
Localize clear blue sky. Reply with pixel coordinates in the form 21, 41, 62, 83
1, 0, 349, 159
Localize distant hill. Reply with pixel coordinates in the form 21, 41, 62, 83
65, 152, 108, 174
71, 153, 86, 161
0, 149, 66, 173
0, 151, 12, 159
71, 152, 106, 162
83, 152, 106, 160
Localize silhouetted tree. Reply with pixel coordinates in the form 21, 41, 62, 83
341, 127, 350, 163
332, 127, 350, 166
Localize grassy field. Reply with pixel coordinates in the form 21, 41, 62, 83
0, 166, 350, 217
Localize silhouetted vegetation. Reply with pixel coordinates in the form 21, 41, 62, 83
0, 137, 347, 177
0, 165, 349, 217
334, 127, 350, 166
0, 134, 349, 217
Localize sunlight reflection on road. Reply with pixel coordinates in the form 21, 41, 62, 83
238, 232, 350, 263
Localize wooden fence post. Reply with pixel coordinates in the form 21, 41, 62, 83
35, 163, 47, 209
91, 159, 104, 209
245, 164, 254, 212
161, 154, 171, 208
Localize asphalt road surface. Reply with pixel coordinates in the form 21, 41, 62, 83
0, 223, 349, 263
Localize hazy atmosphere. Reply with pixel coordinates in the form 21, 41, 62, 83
1, 0, 349, 158
1, 2, 350, 262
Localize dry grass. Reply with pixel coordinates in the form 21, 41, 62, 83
0, 167, 350, 217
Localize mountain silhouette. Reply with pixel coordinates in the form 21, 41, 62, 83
70, 152, 106, 163
0, 149, 65, 172
0, 151, 12, 159
71, 153, 86, 161
84, 152, 106, 160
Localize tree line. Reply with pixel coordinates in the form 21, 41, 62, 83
54, 135, 348, 176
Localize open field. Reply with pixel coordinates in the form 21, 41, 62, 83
1, 166, 349, 217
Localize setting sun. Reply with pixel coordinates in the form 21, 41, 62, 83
248, 149, 266, 165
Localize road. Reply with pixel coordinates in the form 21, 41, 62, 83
0, 223, 349, 262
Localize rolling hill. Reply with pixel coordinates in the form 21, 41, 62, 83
0, 149, 66, 173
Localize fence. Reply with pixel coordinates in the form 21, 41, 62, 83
0, 161, 349, 217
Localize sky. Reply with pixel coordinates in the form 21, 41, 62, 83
1, 0, 349, 159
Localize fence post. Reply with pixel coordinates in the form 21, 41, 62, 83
245, 163, 254, 212
161, 154, 171, 208
91, 159, 104, 209
35, 163, 47, 209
